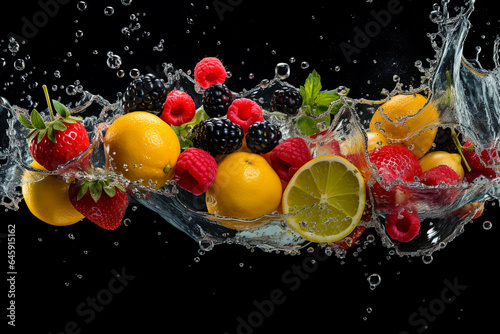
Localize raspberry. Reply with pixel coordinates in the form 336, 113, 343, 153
270, 137, 312, 181
384, 209, 421, 243
461, 141, 499, 179
122, 73, 168, 113
226, 98, 264, 133
245, 121, 282, 154
202, 83, 233, 118
420, 165, 461, 186
194, 57, 227, 89
174, 148, 217, 196
161, 90, 196, 126
192, 118, 244, 157
270, 87, 303, 115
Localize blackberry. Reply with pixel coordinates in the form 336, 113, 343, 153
270, 87, 303, 115
245, 121, 282, 154
202, 83, 233, 118
122, 73, 168, 113
192, 118, 244, 157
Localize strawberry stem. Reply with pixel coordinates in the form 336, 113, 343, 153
42, 84, 56, 121
450, 128, 471, 172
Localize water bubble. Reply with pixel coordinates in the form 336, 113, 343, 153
77, 1, 87, 11
275, 62, 290, 80
116, 69, 125, 78
367, 273, 381, 289
107, 54, 122, 69
199, 238, 214, 252
123, 218, 131, 226
8, 37, 20, 54
54, 70, 61, 78
300, 61, 310, 69
0, 58, 5, 67
129, 68, 140, 78
75, 30, 84, 38
104, 6, 115, 16
68, 233, 75, 240
483, 220, 492, 230
422, 254, 433, 264
66, 85, 77, 96
260, 79, 270, 89
289, 57, 296, 63
13, 59, 25, 71
335, 66, 341, 72
429, 10, 444, 23
121, 0, 133, 5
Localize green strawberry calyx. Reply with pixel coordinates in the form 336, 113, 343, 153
17, 84, 82, 144
75, 178, 127, 203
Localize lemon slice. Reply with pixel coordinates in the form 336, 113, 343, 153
282, 155, 366, 243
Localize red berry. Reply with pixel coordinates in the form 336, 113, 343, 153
174, 148, 217, 195
69, 180, 129, 231
194, 57, 227, 89
161, 90, 196, 126
29, 120, 90, 171
270, 137, 312, 182
226, 98, 264, 133
420, 165, 461, 186
461, 141, 498, 179
308, 130, 342, 156
384, 209, 420, 242
369, 145, 422, 212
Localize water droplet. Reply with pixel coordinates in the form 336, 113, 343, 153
199, 238, 214, 252
289, 57, 296, 63
8, 38, 20, 54
104, 6, 115, 16
483, 220, 492, 230
123, 218, 131, 226
275, 62, 290, 80
121, 0, 132, 5
335, 66, 341, 72
367, 307, 372, 313
13, 59, 25, 71
422, 254, 433, 264
300, 61, 310, 69
129, 68, 140, 78
367, 273, 381, 289
107, 54, 122, 69
54, 70, 61, 78
66, 85, 77, 96
260, 79, 270, 89
68, 233, 75, 240
77, 1, 87, 11
116, 69, 125, 78
75, 30, 84, 38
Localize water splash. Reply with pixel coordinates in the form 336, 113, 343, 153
0, 0, 498, 256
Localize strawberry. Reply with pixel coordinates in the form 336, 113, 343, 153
69, 178, 128, 230
17, 85, 89, 171
419, 165, 461, 186
461, 141, 499, 180
368, 144, 422, 212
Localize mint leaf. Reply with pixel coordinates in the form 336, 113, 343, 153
300, 70, 322, 106
172, 107, 209, 150
315, 90, 340, 107
297, 116, 318, 136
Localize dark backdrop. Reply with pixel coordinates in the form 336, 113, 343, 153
1, 1, 499, 333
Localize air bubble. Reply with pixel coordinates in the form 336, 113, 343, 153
13, 59, 25, 71
121, 0, 133, 5
129, 68, 140, 78
300, 61, 310, 69
422, 254, 433, 264
483, 220, 492, 230
77, 1, 87, 11
104, 6, 115, 16
107, 54, 122, 69
75, 30, 84, 38
275, 63, 290, 80
367, 273, 381, 289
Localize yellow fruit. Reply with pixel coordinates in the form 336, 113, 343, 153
282, 155, 366, 243
103, 112, 180, 189
419, 151, 465, 179
206, 152, 282, 228
369, 94, 439, 159
22, 161, 84, 226
366, 130, 389, 151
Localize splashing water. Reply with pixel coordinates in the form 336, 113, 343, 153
0, 0, 498, 257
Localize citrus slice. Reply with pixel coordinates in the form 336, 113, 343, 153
282, 155, 366, 243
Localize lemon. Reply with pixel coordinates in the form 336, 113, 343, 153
282, 155, 366, 243
206, 152, 282, 229
22, 161, 84, 226
369, 94, 439, 159
366, 130, 389, 151
104, 112, 181, 189
419, 151, 465, 179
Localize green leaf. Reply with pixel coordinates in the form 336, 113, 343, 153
297, 116, 319, 136
52, 119, 68, 132
47, 126, 56, 143
300, 70, 322, 106
315, 90, 340, 107
37, 129, 47, 143
77, 182, 90, 201
52, 100, 70, 118
103, 184, 116, 198
17, 112, 33, 128
30, 109, 46, 130
89, 181, 103, 203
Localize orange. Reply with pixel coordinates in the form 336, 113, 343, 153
366, 130, 389, 151
103, 112, 180, 189
419, 151, 465, 179
369, 94, 439, 159
22, 161, 84, 226
206, 152, 282, 229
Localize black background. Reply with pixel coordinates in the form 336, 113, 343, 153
1, 0, 499, 333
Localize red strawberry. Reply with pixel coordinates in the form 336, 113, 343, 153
368, 144, 422, 212
18, 85, 89, 171
461, 141, 499, 179
194, 57, 227, 89
161, 90, 196, 126
270, 137, 312, 182
384, 208, 420, 242
174, 148, 217, 195
69, 179, 128, 230
420, 165, 461, 186
226, 98, 264, 133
